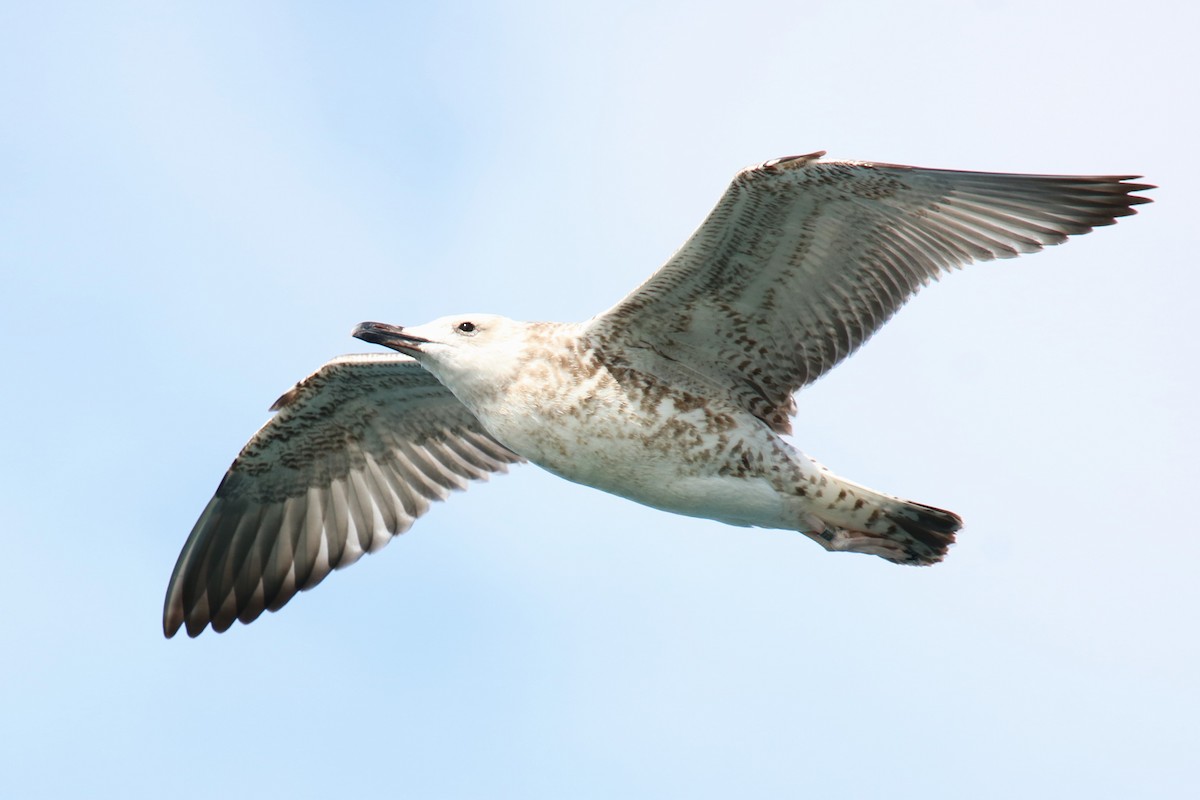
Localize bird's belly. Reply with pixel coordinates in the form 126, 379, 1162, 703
482, 402, 794, 529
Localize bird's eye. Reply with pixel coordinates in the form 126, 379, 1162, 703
456, 321, 476, 333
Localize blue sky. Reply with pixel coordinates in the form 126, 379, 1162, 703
2, 1, 1196, 797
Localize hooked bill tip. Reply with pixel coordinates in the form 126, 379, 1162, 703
352, 321, 429, 351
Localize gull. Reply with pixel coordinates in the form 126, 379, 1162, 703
163, 151, 1151, 637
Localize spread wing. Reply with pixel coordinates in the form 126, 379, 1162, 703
586, 152, 1152, 434
163, 354, 523, 638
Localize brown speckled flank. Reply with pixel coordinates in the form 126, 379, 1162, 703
164, 152, 1152, 637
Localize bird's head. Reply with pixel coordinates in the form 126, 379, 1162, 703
353, 314, 532, 403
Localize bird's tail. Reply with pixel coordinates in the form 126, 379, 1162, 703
801, 479, 962, 565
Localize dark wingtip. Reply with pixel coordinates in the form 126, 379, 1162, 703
185, 614, 213, 638
1126, 189, 1155, 206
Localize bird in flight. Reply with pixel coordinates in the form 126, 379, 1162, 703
164, 151, 1151, 637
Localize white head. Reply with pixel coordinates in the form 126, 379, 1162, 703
353, 313, 533, 403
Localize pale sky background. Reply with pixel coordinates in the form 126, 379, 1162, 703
2, 1, 1197, 798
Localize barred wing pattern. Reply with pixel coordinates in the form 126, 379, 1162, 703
589, 152, 1152, 435
163, 354, 523, 637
